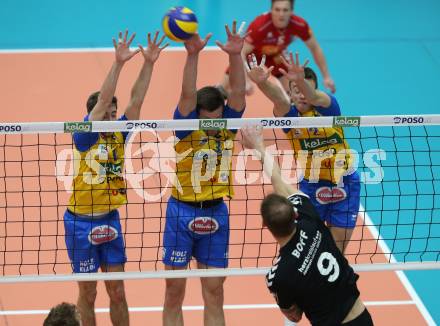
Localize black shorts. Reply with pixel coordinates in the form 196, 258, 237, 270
342, 308, 373, 326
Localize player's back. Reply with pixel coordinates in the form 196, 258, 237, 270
267, 194, 360, 325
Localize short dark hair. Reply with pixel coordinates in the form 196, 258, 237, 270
86, 91, 118, 114
304, 67, 318, 89
43, 302, 80, 326
261, 193, 297, 237
196, 86, 225, 112
271, 0, 294, 9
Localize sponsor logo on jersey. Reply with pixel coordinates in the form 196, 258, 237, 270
333, 116, 361, 127
188, 217, 219, 235
88, 225, 118, 245
0, 124, 23, 133
199, 119, 227, 130
316, 187, 347, 204
64, 122, 92, 133
300, 133, 343, 150
393, 116, 424, 124
101, 162, 122, 174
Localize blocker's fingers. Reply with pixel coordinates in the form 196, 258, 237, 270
237, 21, 246, 36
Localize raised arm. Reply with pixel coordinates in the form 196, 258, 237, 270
216, 21, 246, 111
245, 54, 290, 116
241, 125, 300, 197
305, 36, 336, 93
177, 33, 212, 117
89, 30, 139, 121
280, 52, 331, 108
124, 31, 168, 120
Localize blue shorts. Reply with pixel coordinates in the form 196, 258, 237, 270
300, 171, 361, 228
163, 197, 229, 268
63, 210, 126, 273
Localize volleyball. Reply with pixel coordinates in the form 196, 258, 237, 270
162, 6, 198, 42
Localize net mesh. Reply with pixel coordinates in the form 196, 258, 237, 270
0, 115, 439, 281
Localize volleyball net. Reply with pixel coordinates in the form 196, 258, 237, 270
0, 114, 440, 283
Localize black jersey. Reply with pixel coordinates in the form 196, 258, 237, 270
266, 192, 360, 326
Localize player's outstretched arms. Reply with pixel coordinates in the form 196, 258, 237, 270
89, 30, 140, 121
124, 31, 169, 120
177, 33, 212, 116
216, 20, 247, 112
280, 52, 331, 109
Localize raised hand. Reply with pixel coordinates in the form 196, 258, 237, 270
279, 52, 309, 82
112, 30, 140, 63
184, 33, 212, 55
139, 31, 169, 63
245, 54, 274, 85
241, 125, 265, 151
216, 20, 246, 55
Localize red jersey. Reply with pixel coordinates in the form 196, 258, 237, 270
246, 12, 312, 77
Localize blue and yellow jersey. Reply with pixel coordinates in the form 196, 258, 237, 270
68, 115, 129, 214
284, 96, 352, 185
172, 106, 244, 202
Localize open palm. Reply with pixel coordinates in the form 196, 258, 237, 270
139, 31, 169, 63
246, 54, 274, 84
184, 33, 212, 55
113, 30, 140, 63
216, 20, 246, 55
279, 52, 309, 82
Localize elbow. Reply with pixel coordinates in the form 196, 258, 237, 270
97, 96, 113, 108
128, 96, 143, 109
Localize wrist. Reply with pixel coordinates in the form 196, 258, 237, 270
114, 60, 125, 69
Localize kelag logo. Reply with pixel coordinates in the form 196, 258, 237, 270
260, 119, 293, 127
126, 121, 158, 130
333, 116, 361, 127
0, 124, 22, 133
300, 133, 343, 150
64, 122, 92, 133
393, 116, 424, 124
199, 119, 227, 130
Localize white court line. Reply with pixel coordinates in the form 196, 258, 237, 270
360, 207, 436, 326
0, 301, 416, 316
0, 46, 218, 54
